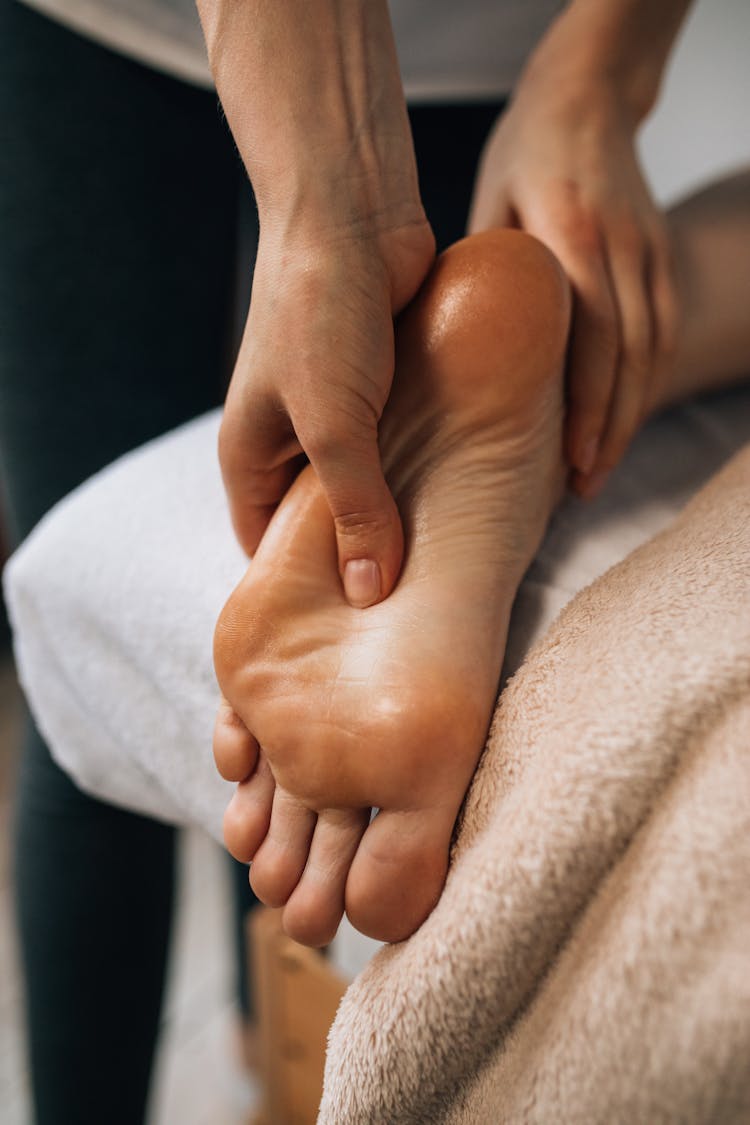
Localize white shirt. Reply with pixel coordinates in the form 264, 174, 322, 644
15, 0, 563, 100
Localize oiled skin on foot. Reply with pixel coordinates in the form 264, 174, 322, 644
214, 230, 571, 945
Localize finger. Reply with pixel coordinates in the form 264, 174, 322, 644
223, 753, 275, 863
218, 390, 304, 556
644, 225, 680, 418
301, 415, 404, 609
466, 183, 515, 236
593, 225, 653, 475
224, 457, 304, 556
213, 696, 259, 782
528, 205, 619, 476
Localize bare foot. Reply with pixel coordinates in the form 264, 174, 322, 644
214, 230, 570, 945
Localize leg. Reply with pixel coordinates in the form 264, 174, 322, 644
14, 726, 177, 1123
0, 4, 241, 1119
0, 4, 238, 538
651, 167, 750, 411
215, 230, 570, 945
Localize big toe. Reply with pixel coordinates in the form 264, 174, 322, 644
345, 806, 454, 943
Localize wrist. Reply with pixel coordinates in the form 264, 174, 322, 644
522, 40, 648, 131
251, 139, 426, 245
517, 52, 642, 141
255, 197, 434, 317
200, 0, 422, 235
523, 0, 689, 126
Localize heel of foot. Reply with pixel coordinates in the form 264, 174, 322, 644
396, 228, 571, 408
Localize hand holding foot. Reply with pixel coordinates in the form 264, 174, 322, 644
214, 229, 571, 945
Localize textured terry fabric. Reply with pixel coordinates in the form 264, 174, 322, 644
3, 388, 750, 1121
319, 445, 750, 1124
4, 382, 750, 841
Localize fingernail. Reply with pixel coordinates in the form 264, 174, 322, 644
343, 559, 381, 608
581, 469, 609, 500
578, 436, 599, 476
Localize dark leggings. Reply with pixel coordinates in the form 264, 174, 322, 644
0, 3, 502, 1121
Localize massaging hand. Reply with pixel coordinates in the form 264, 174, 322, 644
468, 2, 683, 498
219, 219, 434, 606
198, 0, 434, 606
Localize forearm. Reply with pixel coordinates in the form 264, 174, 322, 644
195, 0, 422, 239
525, 0, 693, 122
651, 170, 750, 414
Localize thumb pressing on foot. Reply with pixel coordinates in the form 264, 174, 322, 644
218, 352, 404, 607
306, 424, 404, 609
218, 224, 429, 606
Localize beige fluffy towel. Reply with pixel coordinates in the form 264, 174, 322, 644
319, 444, 750, 1125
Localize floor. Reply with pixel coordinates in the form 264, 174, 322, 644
0, 656, 260, 1125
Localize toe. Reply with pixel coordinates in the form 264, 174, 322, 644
214, 697, 260, 781
250, 787, 317, 907
223, 754, 275, 862
283, 808, 369, 948
345, 806, 453, 943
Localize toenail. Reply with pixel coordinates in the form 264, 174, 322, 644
343, 559, 381, 608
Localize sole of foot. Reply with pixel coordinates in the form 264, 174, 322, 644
215, 229, 571, 945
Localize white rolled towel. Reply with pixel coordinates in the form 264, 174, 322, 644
4, 388, 750, 842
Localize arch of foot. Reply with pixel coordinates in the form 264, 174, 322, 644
380, 229, 572, 553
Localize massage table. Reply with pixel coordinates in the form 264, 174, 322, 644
5, 382, 750, 1121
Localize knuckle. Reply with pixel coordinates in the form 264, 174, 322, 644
218, 415, 265, 479
559, 206, 602, 258
300, 401, 378, 464
333, 508, 391, 539
613, 215, 646, 260
544, 184, 602, 255
300, 426, 342, 465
